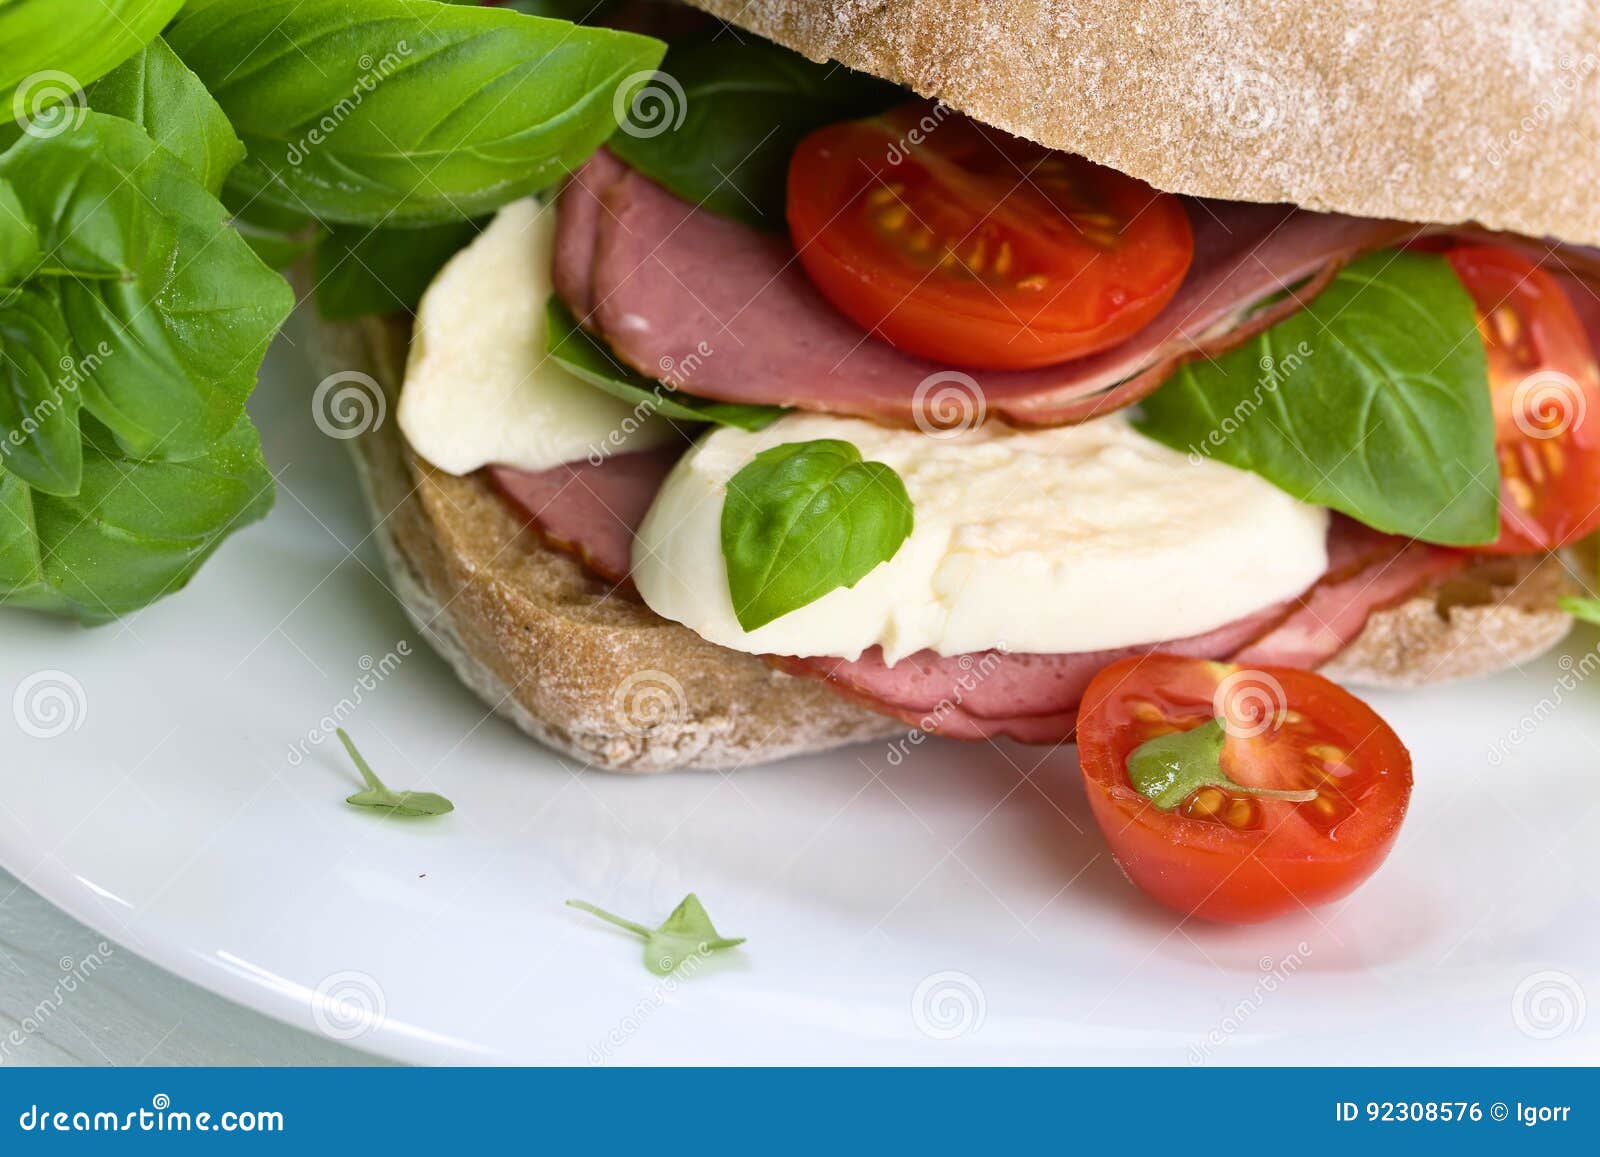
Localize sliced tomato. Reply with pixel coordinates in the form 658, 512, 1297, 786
786, 101, 1194, 370
1077, 654, 1412, 924
1446, 245, 1600, 554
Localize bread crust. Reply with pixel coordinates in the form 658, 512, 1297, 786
684, 0, 1600, 246
313, 311, 902, 772
309, 313, 1574, 772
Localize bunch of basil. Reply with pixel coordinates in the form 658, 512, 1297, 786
0, 0, 663, 622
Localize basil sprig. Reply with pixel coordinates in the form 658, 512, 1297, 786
607, 38, 899, 228
0, 0, 667, 623
1128, 719, 1317, 811
721, 439, 914, 631
338, 729, 454, 818
1137, 250, 1498, 546
167, 0, 665, 227
545, 297, 785, 430
567, 893, 745, 976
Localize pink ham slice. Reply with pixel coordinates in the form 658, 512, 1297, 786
556, 154, 1420, 427
771, 520, 1462, 742
769, 603, 1292, 743
488, 445, 681, 584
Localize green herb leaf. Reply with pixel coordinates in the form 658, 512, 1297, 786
0, 284, 81, 496
567, 894, 745, 975
0, 413, 274, 621
546, 296, 785, 430
1127, 718, 1318, 811
0, 112, 294, 473
0, 0, 182, 115
86, 37, 245, 196
168, 0, 666, 226
1559, 595, 1600, 626
0, 181, 40, 283
338, 728, 454, 818
608, 39, 898, 228
313, 220, 481, 320
721, 439, 914, 630
1136, 250, 1498, 546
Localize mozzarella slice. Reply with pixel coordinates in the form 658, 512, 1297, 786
633, 412, 1329, 662
398, 198, 674, 475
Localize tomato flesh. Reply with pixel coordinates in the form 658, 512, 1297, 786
786, 101, 1194, 370
1447, 245, 1600, 554
1077, 655, 1412, 924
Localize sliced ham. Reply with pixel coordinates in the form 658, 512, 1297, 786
769, 603, 1291, 744
555, 154, 1419, 427
488, 445, 681, 584
773, 519, 1463, 742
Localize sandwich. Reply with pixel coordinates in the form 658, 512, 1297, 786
321, 0, 1600, 783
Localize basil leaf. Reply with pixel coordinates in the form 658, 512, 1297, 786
721, 439, 913, 631
338, 729, 454, 818
0, 469, 44, 599
168, 0, 666, 226
1127, 718, 1316, 811
4, 414, 274, 622
313, 220, 481, 320
0, 180, 39, 283
545, 296, 785, 430
86, 37, 245, 196
607, 39, 899, 228
1136, 250, 1498, 546
0, 284, 80, 496
567, 894, 745, 976
1560, 595, 1600, 626
0, 112, 294, 470
0, 0, 181, 113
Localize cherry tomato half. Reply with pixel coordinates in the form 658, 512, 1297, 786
786, 101, 1194, 370
1077, 655, 1412, 924
1446, 245, 1600, 554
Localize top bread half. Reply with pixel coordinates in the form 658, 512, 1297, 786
685, 0, 1600, 246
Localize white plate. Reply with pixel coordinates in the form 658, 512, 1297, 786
0, 315, 1596, 1065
